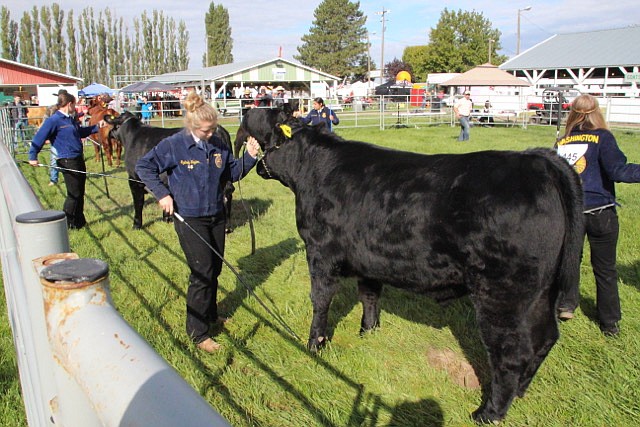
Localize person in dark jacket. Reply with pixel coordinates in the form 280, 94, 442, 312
555, 94, 640, 336
294, 97, 340, 131
10, 95, 29, 148
28, 92, 104, 229
136, 91, 260, 353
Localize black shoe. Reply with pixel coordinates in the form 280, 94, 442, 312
600, 324, 619, 337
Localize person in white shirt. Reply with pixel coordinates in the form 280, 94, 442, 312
453, 91, 473, 141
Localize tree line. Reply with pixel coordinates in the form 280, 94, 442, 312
0, 1, 509, 89
0, 4, 189, 86
297, 1, 509, 83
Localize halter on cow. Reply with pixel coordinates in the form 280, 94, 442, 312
252, 120, 584, 424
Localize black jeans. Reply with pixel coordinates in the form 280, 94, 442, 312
174, 214, 226, 344
57, 156, 87, 229
559, 208, 621, 326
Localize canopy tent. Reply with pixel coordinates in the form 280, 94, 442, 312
442, 63, 530, 87
119, 82, 145, 93
79, 82, 116, 96
120, 80, 176, 93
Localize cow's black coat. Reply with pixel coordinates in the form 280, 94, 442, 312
252, 121, 584, 424
104, 111, 234, 229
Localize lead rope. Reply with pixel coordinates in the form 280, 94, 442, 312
235, 141, 258, 254
173, 212, 301, 341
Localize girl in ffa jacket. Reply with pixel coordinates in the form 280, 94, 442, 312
136, 91, 260, 353
28, 92, 104, 229
555, 94, 640, 337
294, 97, 340, 131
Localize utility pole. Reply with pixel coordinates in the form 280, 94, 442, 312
517, 6, 532, 55
488, 39, 494, 64
375, 7, 389, 81
366, 31, 375, 83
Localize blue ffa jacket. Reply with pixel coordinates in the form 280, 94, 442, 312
29, 111, 98, 160
300, 106, 340, 131
135, 129, 257, 218
556, 128, 640, 210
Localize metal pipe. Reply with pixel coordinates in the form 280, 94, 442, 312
35, 253, 230, 427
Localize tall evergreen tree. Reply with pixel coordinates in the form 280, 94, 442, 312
295, 0, 368, 79
178, 21, 189, 70
19, 12, 35, 65
0, 7, 18, 60
51, 4, 66, 75
66, 10, 78, 77
39, 6, 54, 70
423, 8, 505, 74
30, 7, 41, 67
203, 3, 233, 67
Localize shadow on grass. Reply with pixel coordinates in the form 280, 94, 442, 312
384, 398, 444, 427
618, 259, 640, 291
325, 281, 490, 386
226, 196, 272, 232
220, 237, 300, 320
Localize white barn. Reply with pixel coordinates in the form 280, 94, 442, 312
500, 26, 640, 97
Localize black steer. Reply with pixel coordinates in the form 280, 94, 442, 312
253, 122, 584, 424
233, 102, 297, 157
104, 111, 235, 229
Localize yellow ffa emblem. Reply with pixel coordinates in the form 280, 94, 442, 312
574, 156, 586, 174
322, 113, 327, 118
214, 153, 222, 168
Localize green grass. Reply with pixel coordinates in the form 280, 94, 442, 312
3, 123, 640, 426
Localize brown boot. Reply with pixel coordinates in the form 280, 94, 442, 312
196, 338, 221, 353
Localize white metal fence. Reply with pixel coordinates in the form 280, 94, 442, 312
0, 130, 229, 426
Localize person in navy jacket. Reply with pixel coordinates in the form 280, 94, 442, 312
136, 91, 260, 353
294, 97, 340, 131
29, 91, 104, 229
555, 94, 640, 336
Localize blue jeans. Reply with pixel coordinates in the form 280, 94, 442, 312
458, 116, 470, 141
14, 120, 28, 146
50, 145, 59, 184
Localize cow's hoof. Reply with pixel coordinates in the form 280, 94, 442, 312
225, 227, 234, 234
133, 223, 142, 230
307, 336, 328, 353
472, 407, 502, 425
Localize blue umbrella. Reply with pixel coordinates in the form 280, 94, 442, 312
80, 82, 115, 96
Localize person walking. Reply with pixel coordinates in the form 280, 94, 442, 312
28, 92, 105, 229
453, 91, 473, 141
555, 94, 640, 336
294, 97, 340, 131
135, 91, 261, 353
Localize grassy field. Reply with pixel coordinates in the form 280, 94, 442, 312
2, 122, 640, 426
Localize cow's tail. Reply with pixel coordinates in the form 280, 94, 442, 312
535, 148, 584, 305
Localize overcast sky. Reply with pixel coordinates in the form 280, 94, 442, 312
4, 0, 639, 70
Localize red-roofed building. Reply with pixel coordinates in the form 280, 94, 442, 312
0, 58, 82, 105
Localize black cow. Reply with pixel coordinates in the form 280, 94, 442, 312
252, 121, 584, 424
233, 102, 298, 157
104, 111, 235, 230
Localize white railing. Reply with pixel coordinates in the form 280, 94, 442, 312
0, 139, 229, 426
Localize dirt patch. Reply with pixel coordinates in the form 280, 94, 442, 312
426, 347, 480, 389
